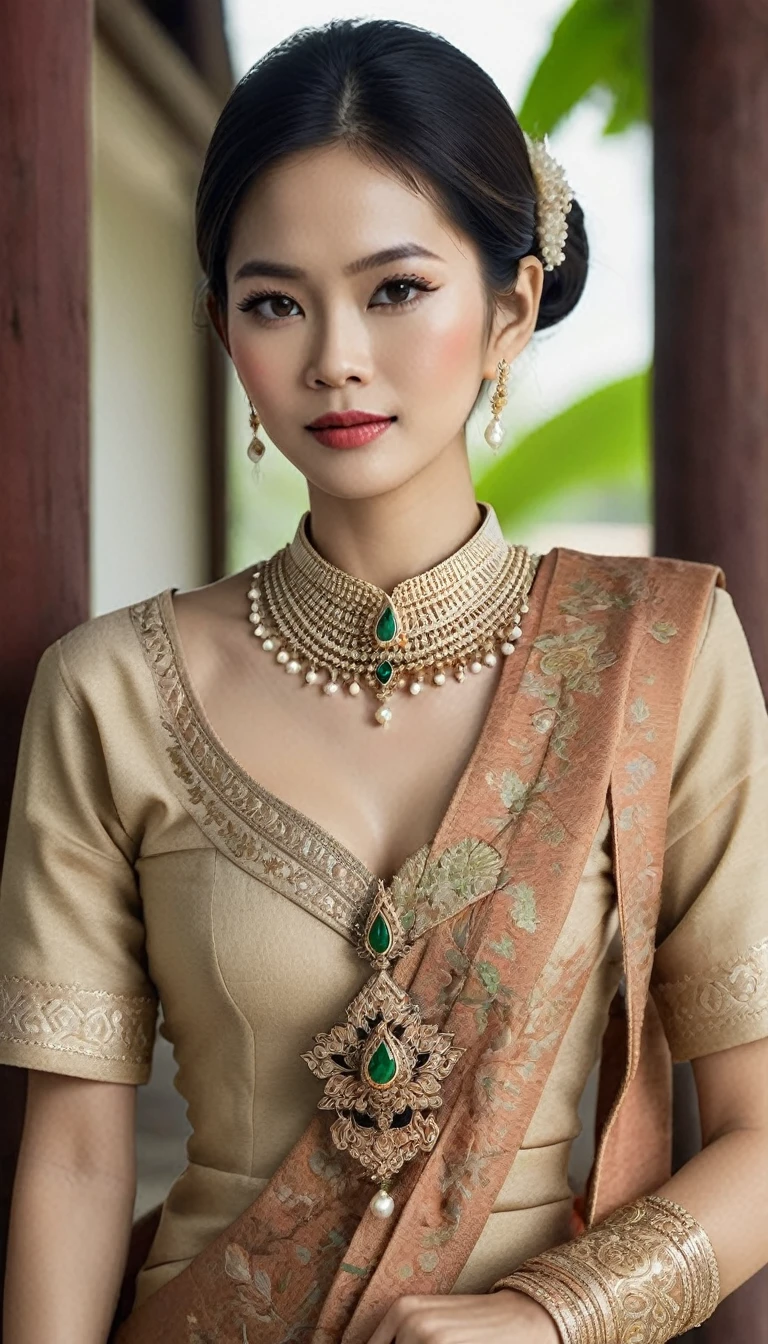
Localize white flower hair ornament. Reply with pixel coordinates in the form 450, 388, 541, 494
523, 131, 574, 271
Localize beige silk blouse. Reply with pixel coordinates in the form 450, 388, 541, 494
0, 571, 767, 1313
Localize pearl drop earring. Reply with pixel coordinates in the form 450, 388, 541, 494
247, 399, 266, 463
484, 358, 509, 452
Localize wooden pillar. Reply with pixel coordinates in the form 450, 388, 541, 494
653, 0, 768, 690
0, 0, 93, 1319
653, 2, 768, 1338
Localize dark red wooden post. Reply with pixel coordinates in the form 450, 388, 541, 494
0, 0, 93, 1322
653, 0, 768, 690
653, 2, 768, 1338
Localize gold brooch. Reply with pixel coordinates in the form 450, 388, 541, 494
301, 880, 464, 1219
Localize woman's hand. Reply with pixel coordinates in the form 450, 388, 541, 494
364, 1288, 561, 1342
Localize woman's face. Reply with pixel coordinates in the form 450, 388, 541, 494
223, 142, 541, 500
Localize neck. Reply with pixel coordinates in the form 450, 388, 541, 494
305, 447, 483, 591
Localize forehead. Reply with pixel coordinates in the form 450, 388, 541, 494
226, 142, 469, 281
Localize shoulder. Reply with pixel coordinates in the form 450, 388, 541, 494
545, 546, 724, 639
49, 593, 161, 705
551, 545, 723, 589
30, 588, 177, 724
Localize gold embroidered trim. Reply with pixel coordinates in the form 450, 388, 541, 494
0, 973, 156, 1066
652, 935, 768, 1060
129, 595, 400, 940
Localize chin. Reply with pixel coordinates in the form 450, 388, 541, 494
296, 450, 435, 499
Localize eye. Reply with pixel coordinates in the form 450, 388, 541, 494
234, 272, 438, 324
235, 289, 300, 321
369, 273, 438, 309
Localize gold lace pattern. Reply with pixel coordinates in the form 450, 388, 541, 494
0, 973, 156, 1066
652, 935, 768, 1060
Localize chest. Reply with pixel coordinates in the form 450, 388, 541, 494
199, 634, 507, 886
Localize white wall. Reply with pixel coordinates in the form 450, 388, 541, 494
90, 41, 209, 617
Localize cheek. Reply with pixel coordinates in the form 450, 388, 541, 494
228, 328, 285, 403
396, 321, 479, 395
393, 292, 482, 386
433, 322, 479, 371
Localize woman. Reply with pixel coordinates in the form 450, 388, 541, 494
1, 17, 767, 1344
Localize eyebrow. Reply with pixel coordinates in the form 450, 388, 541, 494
232, 242, 445, 284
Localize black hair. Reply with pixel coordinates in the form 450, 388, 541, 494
195, 17, 588, 354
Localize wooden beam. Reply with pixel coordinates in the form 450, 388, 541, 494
96, 0, 221, 153
0, 0, 93, 1318
95, 0, 231, 585
653, 2, 768, 1337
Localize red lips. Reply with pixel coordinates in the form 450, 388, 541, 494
307, 410, 394, 428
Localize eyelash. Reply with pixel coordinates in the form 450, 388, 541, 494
234, 272, 438, 323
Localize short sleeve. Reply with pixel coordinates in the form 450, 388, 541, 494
650, 585, 768, 1062
0, 639, 158, 1083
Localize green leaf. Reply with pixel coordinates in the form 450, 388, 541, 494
473, 369, 650, 530
518, 0, 648, 139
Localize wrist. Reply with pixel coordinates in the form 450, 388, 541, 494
492, 1287, 563, 1343
489, 1193, 720, 1344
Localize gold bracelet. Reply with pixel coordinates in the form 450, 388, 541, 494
490, 1193, 721, 1343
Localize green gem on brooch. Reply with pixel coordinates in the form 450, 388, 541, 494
366, 1039, 397, 1086
375, 660, 394, 686
367, 913, 392, 955
375, 602, 398, 644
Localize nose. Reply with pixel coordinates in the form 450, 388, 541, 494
305, 306, 374, 389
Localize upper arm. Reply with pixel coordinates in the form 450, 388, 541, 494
21, 1069, 138, 1181
692, 1034, 768, 1143
0, 640, 158, 1085
650, 586, 768, 1063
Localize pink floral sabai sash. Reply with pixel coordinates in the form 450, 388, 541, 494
114, 547, 724, 1344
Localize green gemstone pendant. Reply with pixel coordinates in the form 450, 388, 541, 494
366, 1038, 398, 1086
374, 601, 398, 645
375, 660, 394, 686
301, 876, 464, 1191
368, 913, 392, 955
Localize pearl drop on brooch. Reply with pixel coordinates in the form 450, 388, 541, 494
433, 671, 446, 686
276, 650, 289, 664
500, 642, 515, 655
285, 660, 301, 675
323, 680, 339, 695
348, 681, 361, 696
262, 637, 276, 652
369, 1188, 395, 1219
305, 669, 318, 684
375, 705, 392, 725
469, 660, 483, 674
409, 681, 422, 695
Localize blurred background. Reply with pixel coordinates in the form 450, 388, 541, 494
2, 2, 767, 1338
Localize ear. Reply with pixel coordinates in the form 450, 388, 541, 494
206, 291, 231, 355
482, 255, 544, 378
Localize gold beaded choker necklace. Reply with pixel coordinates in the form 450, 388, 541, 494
247, 501, 537, 725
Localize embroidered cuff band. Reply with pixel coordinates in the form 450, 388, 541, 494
489, 1193, 721, 1344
